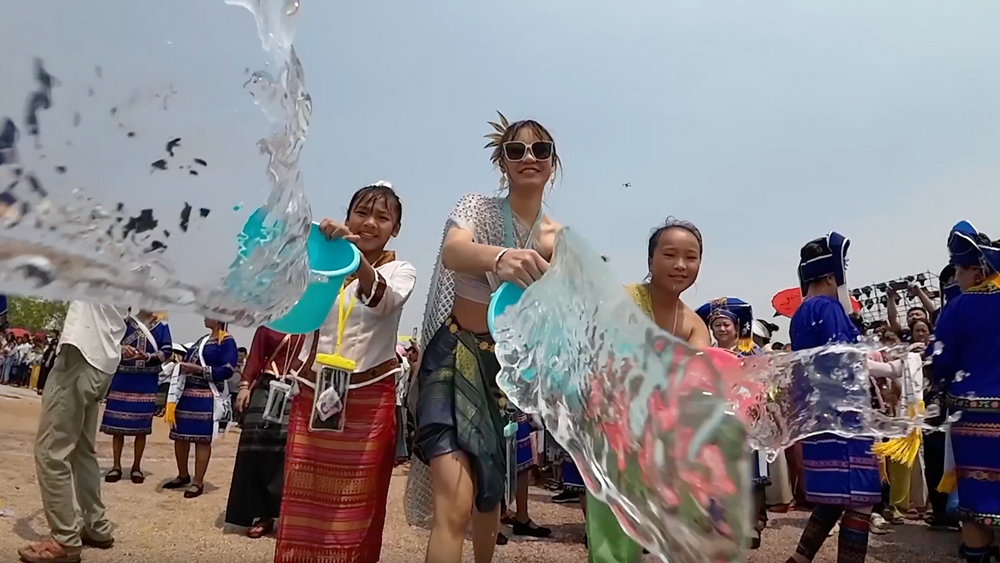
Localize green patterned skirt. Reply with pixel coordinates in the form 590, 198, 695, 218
414, 318, 509, 513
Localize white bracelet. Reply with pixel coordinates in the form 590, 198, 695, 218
493, 248, 510, 275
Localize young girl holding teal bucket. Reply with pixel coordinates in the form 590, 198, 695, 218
409, 114, 563, 563
274, 183, 417, 563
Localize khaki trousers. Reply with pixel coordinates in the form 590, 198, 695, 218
34, 345, 114, 548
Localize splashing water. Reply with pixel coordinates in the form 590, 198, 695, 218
495, 229, 750, 563
494, 229, 935, 563
0, 1, 312, 324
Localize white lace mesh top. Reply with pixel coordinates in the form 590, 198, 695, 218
419, 193, 535, 338
405, 191, 539, 527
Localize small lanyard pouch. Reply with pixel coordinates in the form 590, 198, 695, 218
262, 334, 303, 426
309, 283, 357, 432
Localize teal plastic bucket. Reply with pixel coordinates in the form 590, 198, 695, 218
268, 222, 360, 334
235, 209, 360, 333
487, 281, 524, 337
235, 208, 360, 334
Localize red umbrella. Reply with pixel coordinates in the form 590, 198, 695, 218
771, 287, 861, 319
6, 327, 29, 338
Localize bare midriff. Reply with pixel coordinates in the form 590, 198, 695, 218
451, 295, 490, 335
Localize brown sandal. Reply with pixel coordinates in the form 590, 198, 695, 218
247, 519, 274, 539
17, 538, 81, 563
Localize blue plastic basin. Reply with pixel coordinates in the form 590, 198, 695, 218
487, 281, 524, 337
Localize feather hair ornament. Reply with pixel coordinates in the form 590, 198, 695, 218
484, 111, 510, 149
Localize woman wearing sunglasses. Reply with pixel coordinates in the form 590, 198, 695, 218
409, 113, 561, 563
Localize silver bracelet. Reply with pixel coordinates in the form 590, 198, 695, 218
493, 248, 510, 275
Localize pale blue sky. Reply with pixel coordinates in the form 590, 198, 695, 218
2, 1, 1000, 345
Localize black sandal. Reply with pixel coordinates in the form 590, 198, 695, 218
162, 476, 191, 490
80, 532, 115, 550
183, 484, 204, 499
130, 469, 145, 484
512, 519, 552, 538
104, 469, 122, 483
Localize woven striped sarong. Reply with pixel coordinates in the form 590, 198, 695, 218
274, 376, 397, 563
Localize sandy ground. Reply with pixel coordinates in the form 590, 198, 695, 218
0, 386, 963, 563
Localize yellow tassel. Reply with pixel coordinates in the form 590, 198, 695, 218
872, 429, 922, 467
938, 470, 957, 494
737, 337, 753, 354
872, 401, 924, 467
165, 402, 177, 428
879, 457, 889, 483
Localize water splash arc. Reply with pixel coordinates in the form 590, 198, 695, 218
0, 0, 314, 325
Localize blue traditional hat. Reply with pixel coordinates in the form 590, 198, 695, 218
696, 297, 754, 353
797, 231, 853, 315
947, 221, 1000, 273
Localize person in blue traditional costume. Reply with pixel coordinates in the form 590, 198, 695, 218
163, 318, 237, 499
786, 232, 881, 563
99, 310, 172, 485
931, 221, 1000, 563
0, 294, 8, 332
695, 297, 770, 550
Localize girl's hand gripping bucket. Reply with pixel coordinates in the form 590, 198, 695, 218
237, 207, 361, 335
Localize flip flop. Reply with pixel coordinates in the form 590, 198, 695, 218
103, 469, 122, 484
130, 469, 145, 484
247, 520, 274, 539
17, 539, 82, 563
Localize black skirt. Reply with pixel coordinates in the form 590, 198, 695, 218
224, 374, 288, 526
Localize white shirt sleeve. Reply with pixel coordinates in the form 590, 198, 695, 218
356, 261, 417, 317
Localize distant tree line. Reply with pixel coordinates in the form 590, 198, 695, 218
7, 297, 68, 332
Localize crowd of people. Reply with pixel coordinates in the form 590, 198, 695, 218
4, 115, 999, 563
0, 332, 57, 392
